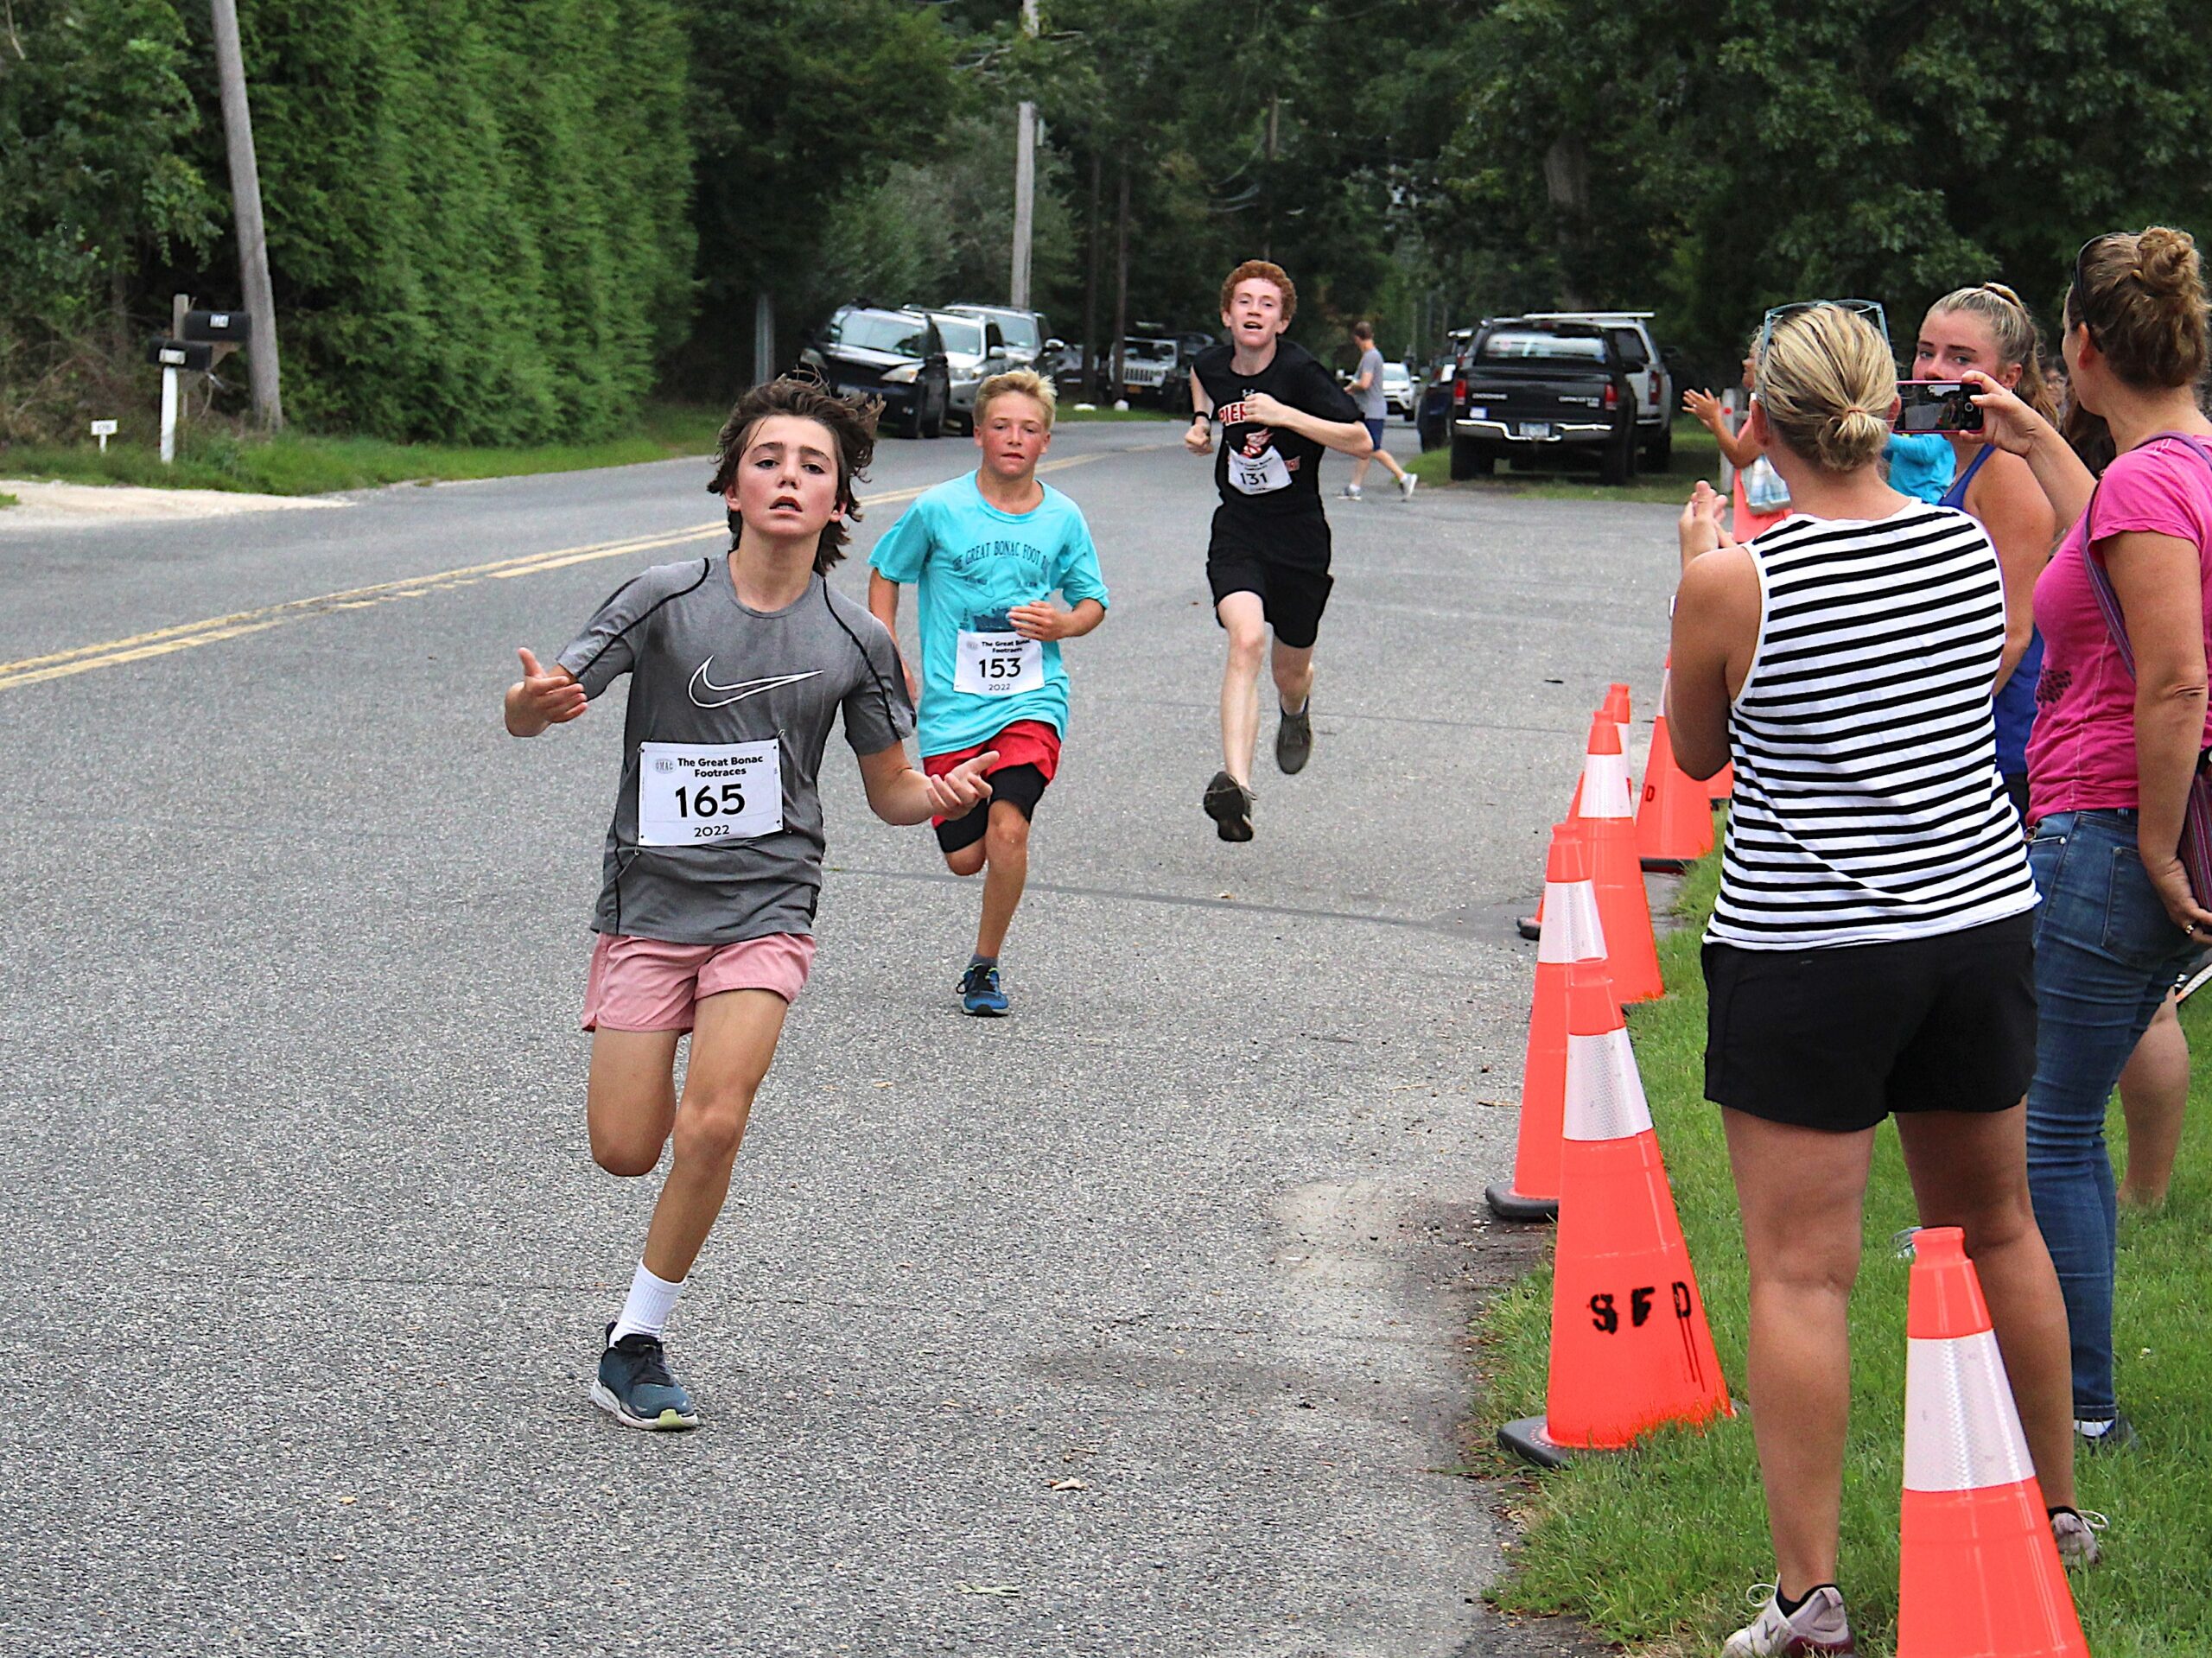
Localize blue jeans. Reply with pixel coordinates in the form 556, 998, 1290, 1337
2024, 808, 2195, 1420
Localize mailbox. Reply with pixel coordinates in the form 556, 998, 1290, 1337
145, 336, 214, 371
181, 309, 252, 344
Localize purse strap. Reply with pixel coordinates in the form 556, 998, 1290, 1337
2076, 432, 2212, 677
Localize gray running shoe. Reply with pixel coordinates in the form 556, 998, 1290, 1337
2050, 1507, 2107, 1569
1276, 702, 1313, 775
1398, 471, 1418, 501
1202, 770, 1255, 842
593, 1324, 700, 1431
1721, 1584, 1857, 1657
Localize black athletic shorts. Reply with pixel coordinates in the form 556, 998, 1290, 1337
933, 762, 1049, 854
1206, 506, 1333, 651
1701, 912, 2037, 1133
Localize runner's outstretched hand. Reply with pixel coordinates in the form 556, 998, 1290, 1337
925, 751, 998, 817
505, 647, 588, 737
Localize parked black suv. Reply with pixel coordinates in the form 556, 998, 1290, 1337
1450, 318, 1641, 486
798, 305, 950, 438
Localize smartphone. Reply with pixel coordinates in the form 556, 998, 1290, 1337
1895, 379, 1984, 435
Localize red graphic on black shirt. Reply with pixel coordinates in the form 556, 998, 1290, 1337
1239, 427, 1274, 458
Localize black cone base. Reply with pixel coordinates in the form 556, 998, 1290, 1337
1485, 1182, 1560, 1223
1497, 1416, 1588, 1470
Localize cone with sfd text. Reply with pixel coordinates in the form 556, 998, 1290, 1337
1487, 822, 1609, 1222
1576, 713, 1663, 1002
1498, 965, 1730, 1465
1896, 1227, 2087, 1658
1637, 662, 1714, 872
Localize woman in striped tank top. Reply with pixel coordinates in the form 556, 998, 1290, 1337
1667, 304, 2082, 1655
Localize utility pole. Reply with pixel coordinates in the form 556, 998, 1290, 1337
208, 0, 283, 429
1009, 0, 1039, 308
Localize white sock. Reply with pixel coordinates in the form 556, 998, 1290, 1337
2075, 1417, 2114, 1438
609, 1261, 684, 1345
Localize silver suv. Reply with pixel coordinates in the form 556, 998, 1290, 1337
940, 303, 1060, 372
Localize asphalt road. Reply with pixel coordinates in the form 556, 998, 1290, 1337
0, 421, 1680, 1656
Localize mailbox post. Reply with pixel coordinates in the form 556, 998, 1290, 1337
143, 296, 253, 463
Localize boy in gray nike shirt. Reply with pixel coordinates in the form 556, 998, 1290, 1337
503, 378, 995, 1430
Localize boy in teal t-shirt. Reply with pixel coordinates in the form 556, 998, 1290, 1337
868, 369, 1109, 1016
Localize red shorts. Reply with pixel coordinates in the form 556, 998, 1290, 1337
581, 931, 815, 1032
923, 721, 1061, 826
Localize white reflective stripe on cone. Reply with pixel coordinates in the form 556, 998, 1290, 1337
1537, 881, 1608, 965
1580, 753, 1632, 820
1563, 1027, 1652, 1141
1903, 1330, 2037, 1493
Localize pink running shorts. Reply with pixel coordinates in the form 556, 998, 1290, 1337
581, 931, 816, 1032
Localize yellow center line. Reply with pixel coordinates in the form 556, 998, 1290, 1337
0, 445, 1152, 694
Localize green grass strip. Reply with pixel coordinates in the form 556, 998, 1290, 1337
1480, 853, 2212, 1656
0, 402, 730, 497
1405, 416, 1721, 504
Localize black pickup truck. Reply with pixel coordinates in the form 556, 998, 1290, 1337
1449, 318, 1641, 486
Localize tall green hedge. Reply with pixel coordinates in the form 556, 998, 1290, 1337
221, 0, 694, 442
0, 0, 692, 445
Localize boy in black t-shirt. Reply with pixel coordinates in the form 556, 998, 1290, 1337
1183, 259, 1370, 841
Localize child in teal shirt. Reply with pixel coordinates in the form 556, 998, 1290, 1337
1884, 432, 1955, 503
868, 369, 1109, 1016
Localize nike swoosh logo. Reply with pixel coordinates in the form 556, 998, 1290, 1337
688, 663, 821, 709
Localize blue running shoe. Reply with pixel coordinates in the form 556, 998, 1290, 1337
959, 961, 1008, 1017
593, 1324, 699, 1431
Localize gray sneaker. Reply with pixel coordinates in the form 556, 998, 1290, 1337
2050, 1507, 2107, 1569
1276, 702, 1313, 775
1721, 1584, 1856, 1657
1398, 471, 1418, 501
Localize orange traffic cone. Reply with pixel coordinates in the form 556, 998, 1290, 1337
1708, 759, 1734, 808
1488, 822, 1609, 1222
1499, 965, 1731, 1465
1637, 666, 1714, 871
1575, 713, 1663, 1003
1897, 1227, 2088, 1658
1605, 682, 1634, 772
1526, 691, 1632, 941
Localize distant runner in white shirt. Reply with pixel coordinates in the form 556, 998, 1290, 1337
501, 378, 992, 1432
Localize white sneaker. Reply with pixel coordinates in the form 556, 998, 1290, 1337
1721, 1584, 1856, 1656
1339, 484, 1363, 500
1398, 472, 1418, 500
2050, 1507, 2107, 1569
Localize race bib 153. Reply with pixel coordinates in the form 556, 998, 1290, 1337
954, 629, 1043, 696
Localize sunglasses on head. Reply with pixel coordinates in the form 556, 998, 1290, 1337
2070, 234, 2112, 339
1758, 298, 1890, 361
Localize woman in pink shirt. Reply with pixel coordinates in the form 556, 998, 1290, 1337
1972, 226, 2212, 1453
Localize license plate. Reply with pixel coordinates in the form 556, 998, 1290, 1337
1516, 422, 1552, 439
1467, 405, 1487, 419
